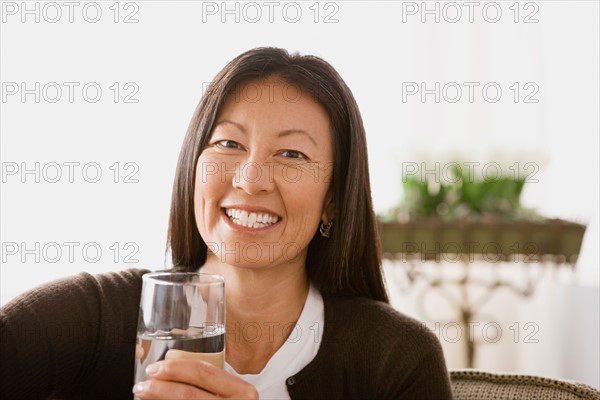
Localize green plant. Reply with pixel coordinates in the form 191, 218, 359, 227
384, 164, 541, 222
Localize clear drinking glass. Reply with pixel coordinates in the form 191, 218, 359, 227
134, 272, 225, 386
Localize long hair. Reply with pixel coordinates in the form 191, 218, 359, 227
168, 47, 388, 303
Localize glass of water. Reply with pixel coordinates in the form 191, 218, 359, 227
134, 272, 225, 387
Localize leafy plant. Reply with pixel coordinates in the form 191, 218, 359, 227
383, 163, 541, 222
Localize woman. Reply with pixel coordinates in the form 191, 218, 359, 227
0, 47, 453, 399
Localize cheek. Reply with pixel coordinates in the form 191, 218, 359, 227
195, 154, 232, 196
194, 158, 229, 225
196, 157, 224, 192
281, 176, 329, 225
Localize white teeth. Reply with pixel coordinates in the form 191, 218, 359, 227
224, 208, 280, 228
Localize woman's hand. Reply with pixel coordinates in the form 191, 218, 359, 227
132, 359, 259, 399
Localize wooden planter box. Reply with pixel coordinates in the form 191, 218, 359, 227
378, 219, 587, 263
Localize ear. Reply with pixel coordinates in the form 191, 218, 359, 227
321, 190, 335, 223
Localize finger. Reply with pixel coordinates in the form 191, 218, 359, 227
133, 378, 218, 399
146, 359, 256, 398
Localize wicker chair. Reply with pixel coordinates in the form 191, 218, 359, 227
450, 369, 600, 400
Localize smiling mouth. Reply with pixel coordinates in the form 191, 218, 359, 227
224, 208, 281, 229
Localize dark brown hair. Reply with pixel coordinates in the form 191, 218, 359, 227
168, 47, 388, 303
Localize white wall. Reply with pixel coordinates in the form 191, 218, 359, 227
1, 0, 598, 386
384, 260, 600, 388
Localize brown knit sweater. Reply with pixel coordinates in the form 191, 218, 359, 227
0, 269, 453, 399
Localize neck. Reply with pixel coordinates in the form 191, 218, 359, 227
201, 255, 310, 373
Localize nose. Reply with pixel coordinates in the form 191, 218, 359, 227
232, 160, 275, 195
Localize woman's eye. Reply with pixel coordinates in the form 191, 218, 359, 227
215, 140, 242, 150
280, 150, 307, 159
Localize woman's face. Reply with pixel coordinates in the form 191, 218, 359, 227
194, 79, 334, 270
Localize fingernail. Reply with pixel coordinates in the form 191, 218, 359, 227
146, 363, 161, 375
132, 381, 147, 394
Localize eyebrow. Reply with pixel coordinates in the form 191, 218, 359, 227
215, 120, 246, 132
278, 129, 317, 146
215, 120, 318, 146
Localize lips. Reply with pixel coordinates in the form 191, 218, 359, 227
224, 208, 281, 229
